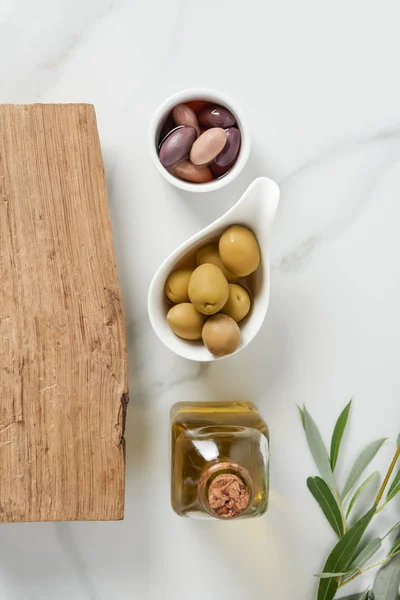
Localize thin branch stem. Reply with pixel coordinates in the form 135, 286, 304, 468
338, 558, 388, 588
332, 484, 347, 535
383, 521, 400, 540
336, 444, 400, 591
375, 501, 387, 513
374, 443, 400, 506
339, 551, 400, 589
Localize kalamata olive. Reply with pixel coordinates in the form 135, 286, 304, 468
210, 160, 235, 178
159, 126, 197, 167
186, 100, 210, 114
158, 114, 176, 149
172, 104, 200, 136
213, 127, 241, 168
190, 128, 227, 166
198, 105, 236, 129
171, 160, 213, 183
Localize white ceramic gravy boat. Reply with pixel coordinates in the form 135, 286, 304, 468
148, 177, 280, 361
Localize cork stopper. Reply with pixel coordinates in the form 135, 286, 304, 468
208, 473, 250, 518
198, 461, 252, 519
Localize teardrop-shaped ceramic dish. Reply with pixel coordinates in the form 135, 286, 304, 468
148, 177, 280, 361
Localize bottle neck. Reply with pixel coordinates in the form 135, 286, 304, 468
197, 461, 253, 519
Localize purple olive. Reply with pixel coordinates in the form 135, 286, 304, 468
210, 160, 235, 178
172, 104, 200, 136
213, 127, 241, 168
171, 160, 213, 183
158, 114, 176, 149
159, 126, 197, 167
198, 105, 236, 129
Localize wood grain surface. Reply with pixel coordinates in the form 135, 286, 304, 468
0, 104, 128, 521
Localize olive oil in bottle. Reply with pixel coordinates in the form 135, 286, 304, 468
170, 401, 269, 520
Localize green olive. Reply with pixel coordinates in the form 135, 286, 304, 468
219, 225, 260, 277
221, 284, 251, 323
165, 269, 193, 303
188, 264, 229, 315
167, 303, 206, 340
197, 244, 239, 283
202, 314, 240, 356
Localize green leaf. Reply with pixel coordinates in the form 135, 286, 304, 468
298, 405, 305, 428
317, 508, 375, 600
315, 569, 358, 579
350, 537, 382, 569
342, 439, 387, 500
386, 470, 400, 502
383, 522, 400, 540
307, 477, 344, 537
304, 407, 335, 491
373, 553, 400, 600
337, 594, 371, 600
330, 400, 352, 472
346, 472, 379, 518
389, 538, 400, 556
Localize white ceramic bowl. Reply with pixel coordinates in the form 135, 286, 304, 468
148, 88, 251, 192
148, 177, 280, 361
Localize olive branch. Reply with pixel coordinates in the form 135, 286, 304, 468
299, 400, 400, 600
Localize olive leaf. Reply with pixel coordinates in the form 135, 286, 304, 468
307, 477, 344, 537
342, 439, 387, 500
373, 553, 400, 600
315, 570, 358, 579
317, 508, 375, 600
389, 538, 400, 557
350, 537, 382, 570
386, 470, 400, 502
298, 405, 305, 428
302, 404, 400, 597
337, 594, 373, 600
347, 472, 380, 518
384, 522, 400, 540
330, 400, 352, 472
304, 407, 335, 491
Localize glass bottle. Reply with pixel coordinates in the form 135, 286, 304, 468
170, 401, 270, 520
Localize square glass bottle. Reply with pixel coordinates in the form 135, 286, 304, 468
171, 401, 269, 520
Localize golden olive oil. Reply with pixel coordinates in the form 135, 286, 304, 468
171, 401, 269, 519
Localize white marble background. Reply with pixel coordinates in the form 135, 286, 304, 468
1, 0, 400, 598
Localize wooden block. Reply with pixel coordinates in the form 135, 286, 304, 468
0, 104, 128, 522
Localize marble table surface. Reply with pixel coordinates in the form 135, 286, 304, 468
1, 0, 400, 598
